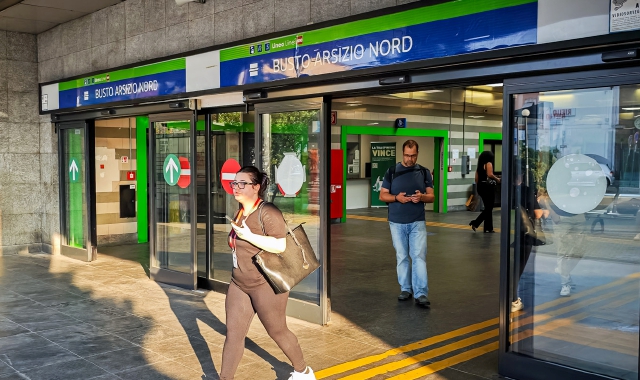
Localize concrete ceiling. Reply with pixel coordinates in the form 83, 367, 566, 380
0, 0, 123, 34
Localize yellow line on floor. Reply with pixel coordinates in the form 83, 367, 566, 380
346, 215, 501, 232
317, 271, 640, 379
383, 289, 639, 380
337, 330, 499, 380
515, 271, 640, 322
385, 342, 500, 380
339, 281, 638, 380
314, 318, 498, 379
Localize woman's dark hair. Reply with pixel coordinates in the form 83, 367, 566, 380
477, 151, 495, 169
237, 166, 270, 199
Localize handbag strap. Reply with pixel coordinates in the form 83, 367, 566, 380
258, 202, 311, 269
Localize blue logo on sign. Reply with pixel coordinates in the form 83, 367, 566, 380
250, 46, 255, 54
265, 43, 270, 51
257, 44, 262, 53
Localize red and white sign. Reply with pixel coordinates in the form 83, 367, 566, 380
127, 171, 136, 180
121, 156, 128, 163
221, 159, 241, 194
331, 111, 337, 125
177, 156, 191, 188
296, 35, 303, 45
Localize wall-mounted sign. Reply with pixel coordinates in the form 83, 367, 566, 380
370, 142, 396, 207
58, 59, 187, 109
219, 0, 537, 87
41, 0, 537, 112
121, 156, 128, 163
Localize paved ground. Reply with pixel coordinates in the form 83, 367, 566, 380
0, 209, 505, 380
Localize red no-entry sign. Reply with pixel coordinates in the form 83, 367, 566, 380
221, 159, 241, 194
177, 156, 191, 188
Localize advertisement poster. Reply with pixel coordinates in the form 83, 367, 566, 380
370, 142, 397, 207
610, 0, 640, 32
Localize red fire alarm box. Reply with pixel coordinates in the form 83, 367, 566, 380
127, 171, 136, 180
330, 150, 344, 220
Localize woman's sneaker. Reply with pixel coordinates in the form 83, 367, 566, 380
289, 366, 316, 380
560, 284, 571, 297
511, 298, 523, 312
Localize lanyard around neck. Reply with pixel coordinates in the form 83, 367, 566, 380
229, 198, 262, 250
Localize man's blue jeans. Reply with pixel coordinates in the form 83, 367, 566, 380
389, 221, 428, 298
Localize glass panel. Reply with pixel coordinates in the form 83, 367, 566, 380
494, 143, 503, 172
261, 110, 322, 305
196, 115, 207, 278
153, 120, 192, 273
211, 111, 254, 284
509, 85, 640, 379
63, 128, 87, 249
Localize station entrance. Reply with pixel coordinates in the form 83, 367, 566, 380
55, 83, 506, 329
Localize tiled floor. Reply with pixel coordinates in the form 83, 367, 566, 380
0, 210, 503, 379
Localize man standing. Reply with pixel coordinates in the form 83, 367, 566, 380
379, 140, 435, 308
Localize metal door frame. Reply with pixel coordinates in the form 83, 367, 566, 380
148, 111, 198, 289
254, 97, 331, 325
197, 106, 252, 293
499, 66, 640, 380
57, 121, 97, 262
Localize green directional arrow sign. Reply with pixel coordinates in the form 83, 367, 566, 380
69, 158, 80, 183
163, 154, 180, 186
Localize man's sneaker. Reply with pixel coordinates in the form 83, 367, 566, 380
288, 366, 316, 380
414, 295, 430, 308
560, 284, 571, 297
511, 298, 523, 312
398, 291, 412, 301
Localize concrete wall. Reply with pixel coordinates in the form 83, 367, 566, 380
37, 0, 418, 84
0, 31, 58, 255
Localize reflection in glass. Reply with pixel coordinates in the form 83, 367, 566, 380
153, 120, 192, 273
196, 115, 207, 278
63, 128, 87, 249
210, 112, 254, 284
262, 110, 322, 305
509, 85, 640, 379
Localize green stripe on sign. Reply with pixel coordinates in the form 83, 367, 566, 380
59, 58, 186, 91
220, 0, 535, 61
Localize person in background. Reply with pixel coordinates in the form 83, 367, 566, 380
470, 151, 501, 233
379, 140, 435, 308
512, 169, 543, 313
221, 166, 315, 380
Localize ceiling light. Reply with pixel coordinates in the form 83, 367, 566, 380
468, 115, 485, 118
622, 107, 640, 111
367, 122, 379, 125
422, 90, 444, 93
486, 83, 503, 87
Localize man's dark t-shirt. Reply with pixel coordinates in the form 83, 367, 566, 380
381, 163, 434, 224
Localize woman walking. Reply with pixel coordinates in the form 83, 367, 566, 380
470, 151, 500, 233
221, 166, 316, 380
